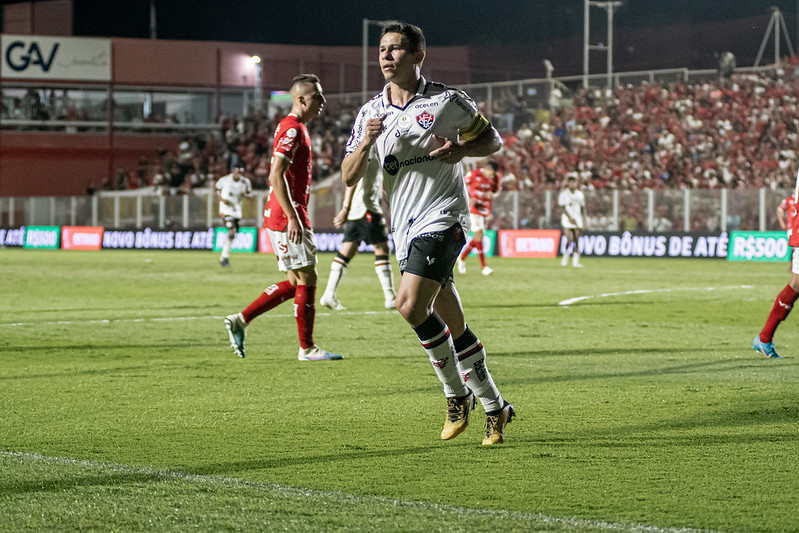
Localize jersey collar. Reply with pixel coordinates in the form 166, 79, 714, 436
382, 76, 427, 111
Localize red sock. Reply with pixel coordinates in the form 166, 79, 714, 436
460, 241, 475, 261
241, 280, 295, 323
760, 284, 799, 342
294, 285, 316, 350
475, 241, 486, 268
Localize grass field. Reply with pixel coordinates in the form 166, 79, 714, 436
1, 249, 797, 532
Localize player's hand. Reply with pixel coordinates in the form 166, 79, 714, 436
287, 218, 303, 244
429, 135, 464, 164
364, 115, 387, 146
333, 208, 348, 228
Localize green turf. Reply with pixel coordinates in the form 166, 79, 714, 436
1, 249, 796, 532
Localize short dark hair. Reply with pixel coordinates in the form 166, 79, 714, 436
381, 21, 426, 53
484, 161, 499, 172
290, 73, 320, 91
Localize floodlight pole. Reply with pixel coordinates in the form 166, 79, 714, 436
362, 18, 391, 101
754, 7, 795, 67
583, 0, 622, 89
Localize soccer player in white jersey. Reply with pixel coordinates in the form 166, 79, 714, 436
320, 169, 397, 310
215, 166, 252, 267
342, 21, 514, 445
558, 173, 586, 267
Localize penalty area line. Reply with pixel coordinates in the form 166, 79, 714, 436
0, 450, 714, 533
559, 285, 754, 307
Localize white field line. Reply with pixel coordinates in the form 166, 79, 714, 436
0, 309, 395, 328
0, 450, 718, 533
559, 285, 754, 307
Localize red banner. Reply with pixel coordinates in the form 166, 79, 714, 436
61, 226, 104, 250
498, 229, 561, 258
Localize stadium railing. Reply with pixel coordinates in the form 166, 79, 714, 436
0, 185, 788, 234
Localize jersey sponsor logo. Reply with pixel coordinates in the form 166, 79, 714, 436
382, 153, 436, 176
413, 101, 439, 109
416, 111, 434, 129
426, 256, 435, 265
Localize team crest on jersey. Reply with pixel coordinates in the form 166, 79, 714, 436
286, 128, 297, 138
416, 111, 434, 129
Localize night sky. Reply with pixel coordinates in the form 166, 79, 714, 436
70, 0, 799, 48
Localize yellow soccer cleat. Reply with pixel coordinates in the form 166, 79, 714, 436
482, 402, 515, 445
440, 392, 475, 440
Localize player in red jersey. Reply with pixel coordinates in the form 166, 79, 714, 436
753, 193, 799, 359
224, 74, 342, 361
456, 160, 500, 276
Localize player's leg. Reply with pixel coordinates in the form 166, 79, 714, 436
561, 227, 574, 266
571, 228, 583, 267
434, 282, 513, 444
471, 227, 492, 275
220, 216, 237, 267
290, 228, 341, 361
398, 270, 470, 401
223, 227, 299, 358
321, 240, 357, 310
373, 241, 397, 308
754, 253, 799, 359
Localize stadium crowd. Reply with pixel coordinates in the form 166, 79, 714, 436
97, 66, 799, 203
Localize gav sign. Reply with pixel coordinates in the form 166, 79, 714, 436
1, 35, 111, 81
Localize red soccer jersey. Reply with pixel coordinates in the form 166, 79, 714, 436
464, 168, 499, 216
781, 195, 799, 246
264, 114, 313, 231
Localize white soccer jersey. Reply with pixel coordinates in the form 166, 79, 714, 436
558, 188, 585, 229
346, 77, 486, 262
348, 159, 383, 221
216, 173, 252, 219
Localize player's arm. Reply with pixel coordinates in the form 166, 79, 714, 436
268, 154, 303, 244
430, 118, 503, 165
333, 185, 356, 228
342, 115, 386, 187
777, 204, 787, 229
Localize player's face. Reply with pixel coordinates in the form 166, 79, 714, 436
306, 82, 326, 118
379, 33, 421, 84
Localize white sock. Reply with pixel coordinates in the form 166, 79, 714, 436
453, 328, 502, 412
324, 256, 347, 297
374, 256, 396, 299
415, 314, 468, 398
221, 237, 232, 259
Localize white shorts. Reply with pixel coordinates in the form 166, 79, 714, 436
469, 213, 487, 232
792, 248, 799, 275
561, 214, 583, 230
267, 227, 317, 272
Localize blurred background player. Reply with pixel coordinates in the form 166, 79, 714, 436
224, 74, 341, 362
342, 21, 513, 445
753, 192, 798, 359
457, 160, 500, 276
558, 173, 586, 267
320, 170, 397, 310
215, 165, 252, 267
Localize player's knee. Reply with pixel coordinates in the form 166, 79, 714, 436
396, 296, 430, 327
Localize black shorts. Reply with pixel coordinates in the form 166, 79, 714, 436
221, 215, 240, 233
399, 223, 466, 286
343, 211, 389, 245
